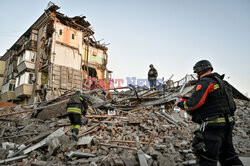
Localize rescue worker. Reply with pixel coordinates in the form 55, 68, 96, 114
67, 90, 88, 141
176, 60, 243, 166
148, 64, 158, 89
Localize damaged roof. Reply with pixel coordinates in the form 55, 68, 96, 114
0, 3, 107, 60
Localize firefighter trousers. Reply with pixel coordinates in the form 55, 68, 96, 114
68, 112, 82, 135
195, 122, 243, 166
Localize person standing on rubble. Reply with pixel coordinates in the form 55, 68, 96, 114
67, 90, 88, 141
148, 64, 158, 89
175, 60, 243, 166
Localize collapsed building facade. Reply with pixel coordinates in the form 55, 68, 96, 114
0, 4, 109, 104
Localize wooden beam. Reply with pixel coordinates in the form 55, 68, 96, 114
124, 107, 144, 114
110, 140, 148, 145
0, 99, 69, 117
99, 143, 137, 151
147, 133, 155, 147
78, 123, 100, 136
85, 115, 119, 118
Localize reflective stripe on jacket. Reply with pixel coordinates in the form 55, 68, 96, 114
177, 73, 235, 124
67, 107, 81, 114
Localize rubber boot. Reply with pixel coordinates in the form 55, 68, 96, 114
72, 128, 79, 141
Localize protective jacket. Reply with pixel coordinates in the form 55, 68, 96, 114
148, 68, 158, 80
177, 73, 236, 124
67, 93, 88, 115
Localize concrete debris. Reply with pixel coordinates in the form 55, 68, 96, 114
0, 148, 8, 159
23, 127, 65, 154
66, 151, 96, 158
161, 105, 179, 123
182, 160, 196, 165
137, 150, 149, 166
0, 75, 249, 166
0, 155, 27, 164
30, 160, 47, 166
48, 138, 61, 155
2, 142, 15, 150
239, 157, 250, 166
77, 136, 94, 145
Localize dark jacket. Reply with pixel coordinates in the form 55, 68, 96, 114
67, 94, 88, 114
177, 73, 236, 124
148, 67, 158, 80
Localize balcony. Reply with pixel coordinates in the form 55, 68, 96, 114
1, 91, 16, 101
1, 81, 16, 101
15, 84, 33, 98
17, 61, 35, 73
17, 50, 36, 73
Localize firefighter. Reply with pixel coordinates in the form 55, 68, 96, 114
148, 64, 158, 89
67, 90, 88, 141
175, 60, 243, 166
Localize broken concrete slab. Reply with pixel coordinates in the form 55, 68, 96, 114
182, 160, 196, 165
77, 136, 94, 145
0, 155, 27, 164
48, 137, 61, 155
0, 148, 8, 159
161, 107, 179, 123
89, 161, 98, 166
120, 152, 137, 166
112, 156, 125, 166
66, 151, 96, 158
2, 142, 15, 150
31, 160, 47, 166
137, 150, 149, 166
239, 157, 250, 166
139, 85, 195, 107
23, 127, 64, 154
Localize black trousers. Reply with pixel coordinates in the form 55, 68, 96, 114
196, 122, 243, 166
68, 113, 82, 135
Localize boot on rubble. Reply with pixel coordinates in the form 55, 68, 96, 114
72, 128, 79, 141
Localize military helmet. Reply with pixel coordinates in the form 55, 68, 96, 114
193, 60, 213, 73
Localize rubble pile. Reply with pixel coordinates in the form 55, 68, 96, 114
233, 100, 250, 155
0, 100, 15, 108
0, 75, 249, 166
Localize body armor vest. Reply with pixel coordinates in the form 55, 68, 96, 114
191, 74, 236, 124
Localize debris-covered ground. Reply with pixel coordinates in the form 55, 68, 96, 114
0, 75, 249, 166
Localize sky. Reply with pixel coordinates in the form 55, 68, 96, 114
0, 0, 249, 95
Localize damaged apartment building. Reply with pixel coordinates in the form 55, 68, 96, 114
0, 3, 110, 104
